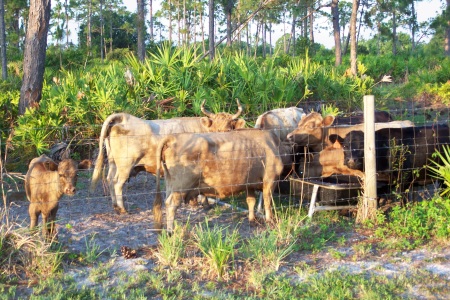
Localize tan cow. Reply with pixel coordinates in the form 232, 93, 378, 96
153, 129, 285, 232
286, 112, 414, 153
90, 100, 246, 214
317, 135, 365, 180
25, 155, 78, 237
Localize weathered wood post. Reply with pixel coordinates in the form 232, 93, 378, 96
357, 95, 378, 223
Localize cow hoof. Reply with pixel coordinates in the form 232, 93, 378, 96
188, 199, 199, 207
114, 206, 128, 215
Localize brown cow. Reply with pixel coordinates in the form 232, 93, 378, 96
298, 134, 365, 181
154, 129, 285, 232
25, 155, 78, 237
90, 100, 246, 214
286, 112, 414, 153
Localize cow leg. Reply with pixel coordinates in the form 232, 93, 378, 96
166, 192, 182, 233
28, 203, 39, 231
48, 204, 59, 237
106, 162, 118, 208
246, 190, 257, 222
41, 213, 49, 237
262, 184, 274, 222
108, 162, 131, 214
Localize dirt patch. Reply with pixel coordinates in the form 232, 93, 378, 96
5, 171, 235, 254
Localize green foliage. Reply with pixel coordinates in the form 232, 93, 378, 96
295, 211, 346, 252
45, 46, 87, 71
429, 145, 450, 197
242, 229, 296, 272
193, 221, 239, 279
82, 234, 107, 264
321, 104, 340, 116
155, 221, 188, 268
375, 197, 450, 249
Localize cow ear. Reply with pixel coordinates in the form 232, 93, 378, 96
200, 117, 212, 128
234, 119, 246, 129
323, 115, 335, 126
44, 160, 58, 171
78, 159, 92, 170
328, 134, 344, 144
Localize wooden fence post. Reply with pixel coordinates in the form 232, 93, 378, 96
357, 95, 378, 223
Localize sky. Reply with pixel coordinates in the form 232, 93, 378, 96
66, 0, 446, 49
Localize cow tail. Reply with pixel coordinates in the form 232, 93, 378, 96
153, 135, 171, 230
90, 113, 123, 193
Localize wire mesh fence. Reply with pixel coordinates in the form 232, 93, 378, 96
1, 105, 450, 249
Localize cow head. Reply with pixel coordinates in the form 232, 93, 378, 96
200, 99, 246, 132
58, 159, 79, 196
286, 112, 335, 149
341, 130, 365, 171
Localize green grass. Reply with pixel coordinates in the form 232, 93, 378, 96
192, 220, 240, 279
155, 221, 188, 268
82, 233, 108, 264
2, 196, 450, 298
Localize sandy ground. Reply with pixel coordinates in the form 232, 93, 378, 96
4, 170, 450, 298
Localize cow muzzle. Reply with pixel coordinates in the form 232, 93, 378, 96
65, 186, 76, 195
345, 157, 362, 170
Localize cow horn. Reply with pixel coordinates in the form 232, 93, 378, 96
232, 98, 243, 120
200, 100, 213, 117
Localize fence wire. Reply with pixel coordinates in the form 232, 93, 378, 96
1, 107, 449, 241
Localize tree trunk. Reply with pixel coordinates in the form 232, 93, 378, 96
269, 22, 272, 55
309, 6, 314, 45
208, 0, 215, 60
332, 0, 342, 66
65, 0, 69, 47
100, 0, 104, 61
193, 3, 197, 45
287, 13, 296, 55
357, 0, 363, 43
169, 0, 172, 43
349, 0, 358, 76
246, 23, 250, 55
19, 0, 51, 115
149, 0, 154, 42
109, 6, 113, 53
0, 0, 7, 79
87, 0, 92, 56
446, 0, 450, 56
177, 0, 182, 45
177, 1, 181, 45
262, 22, 266, 58
392, 9, 397, 55
183, 0, 187, 45
200, 6, 205, 53
137, 0, 146, 61
410, 0, 416, 51
226, 0, 233, 47
12, 8, 20, 50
